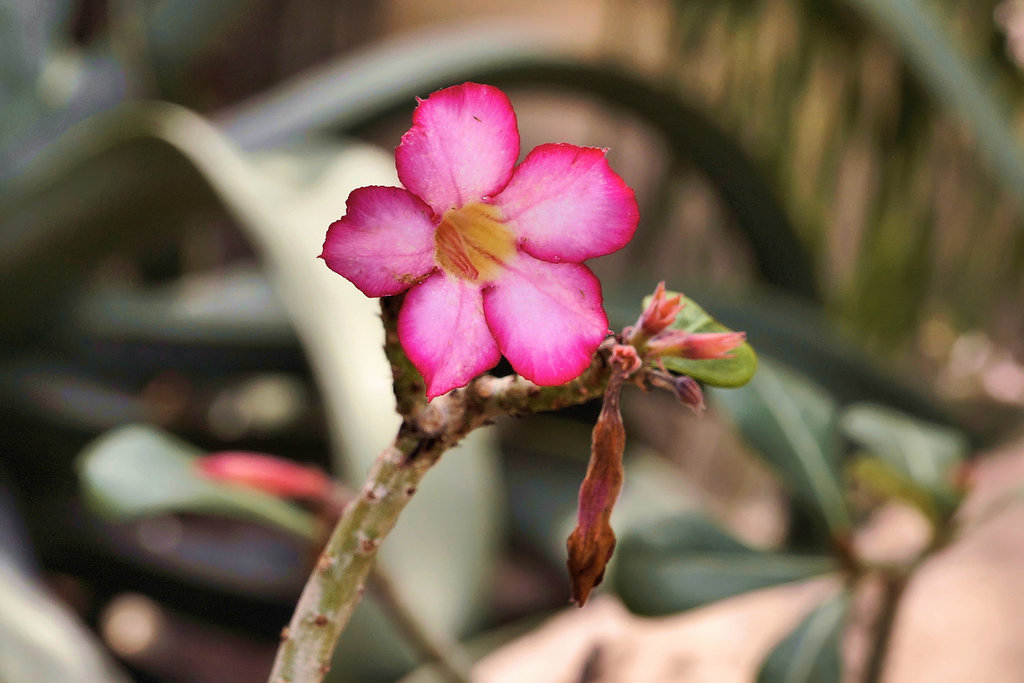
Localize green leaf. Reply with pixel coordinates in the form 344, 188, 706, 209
840, 402, 967, 495
648, 291, 758, 387
757, 591, 848, 683
0, 550, 130, 683
76, 423, 317, 539
712, 359, 851, 534
614, 510, 834, 616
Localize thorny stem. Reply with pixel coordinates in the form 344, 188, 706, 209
315, 481, 474, 682
268, 298, 619, 683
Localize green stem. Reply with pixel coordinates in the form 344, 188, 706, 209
269, 434, 445, 682
312, 481, 473, 681
268, 303, 616, 683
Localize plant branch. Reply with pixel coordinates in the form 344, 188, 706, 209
863, 573, 907, 683
313, 480, 473, 682
268, 300, 619, 683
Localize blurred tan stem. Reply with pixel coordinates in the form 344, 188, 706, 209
367, 566, 474, 682
863, 574, 907, 683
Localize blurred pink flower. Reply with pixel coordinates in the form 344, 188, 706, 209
322, 83, 639, 399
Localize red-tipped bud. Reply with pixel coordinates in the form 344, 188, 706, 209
626, 281, 684, 347
196, 452, 332, 501
646, 330, 746, 360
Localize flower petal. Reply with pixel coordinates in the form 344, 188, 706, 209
483, 257, 608, 385
494, 143, 639, 263
398, 272, 501, 399
396, 83, 520, 214
321, 186, 438, 297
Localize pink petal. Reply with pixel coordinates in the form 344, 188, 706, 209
494, 143, 639, 263
483, 256, 608, 386
321, 186, 438, 297
396, 83, 520, 215
398, 272, 501, 399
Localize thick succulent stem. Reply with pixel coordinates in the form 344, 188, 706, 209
269, 431, 450, 682
268, 302, 617, 682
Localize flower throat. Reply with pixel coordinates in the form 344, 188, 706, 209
434, 203, 516, 282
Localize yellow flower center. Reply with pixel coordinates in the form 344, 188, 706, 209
434, 203, 516, 283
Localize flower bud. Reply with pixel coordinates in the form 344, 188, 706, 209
566, 365, 628, 606
646, 330, 746, 360
647, 370, 705, 413
196, 452, 332, 501
625, 281, 683, 347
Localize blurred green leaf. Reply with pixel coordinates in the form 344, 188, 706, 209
757, 590, 847, 683
842, 0, 1024, 213
847, 456, 950, 524
6, 103, 503, 680
0, 0, 71, 90
0, 551, 129, 683
840, 402, 968, 494
712, 359, 851, 534
842, 403, 967, 521
77, 423, 317, 539
680, 289, 971, 439
650, 291, 758, 387
614, 510, 834, 616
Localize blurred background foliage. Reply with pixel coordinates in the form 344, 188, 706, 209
4, 0, 1024, 681
663, 0, 1024, 364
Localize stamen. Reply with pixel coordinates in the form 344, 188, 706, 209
434, 203, 516, 282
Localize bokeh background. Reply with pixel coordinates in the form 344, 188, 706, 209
4, 0, 1024, 681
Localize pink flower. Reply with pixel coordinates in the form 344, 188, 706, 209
321, 83, 639, 399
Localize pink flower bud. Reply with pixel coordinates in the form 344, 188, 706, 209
646, 330, 746, 360
610, 343, 642, 376
196, 452, 332, 501
625, 281, 683, 347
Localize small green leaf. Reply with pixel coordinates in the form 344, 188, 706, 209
76, 423, 317, 539
840, 402, 967, 497
757, 591, 848, 683
614, 510, 834, 616
712, 359, 851, 534
847, 456, 951, 524
646, 291, 758, 387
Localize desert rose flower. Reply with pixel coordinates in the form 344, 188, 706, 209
321, 82, 639, 399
